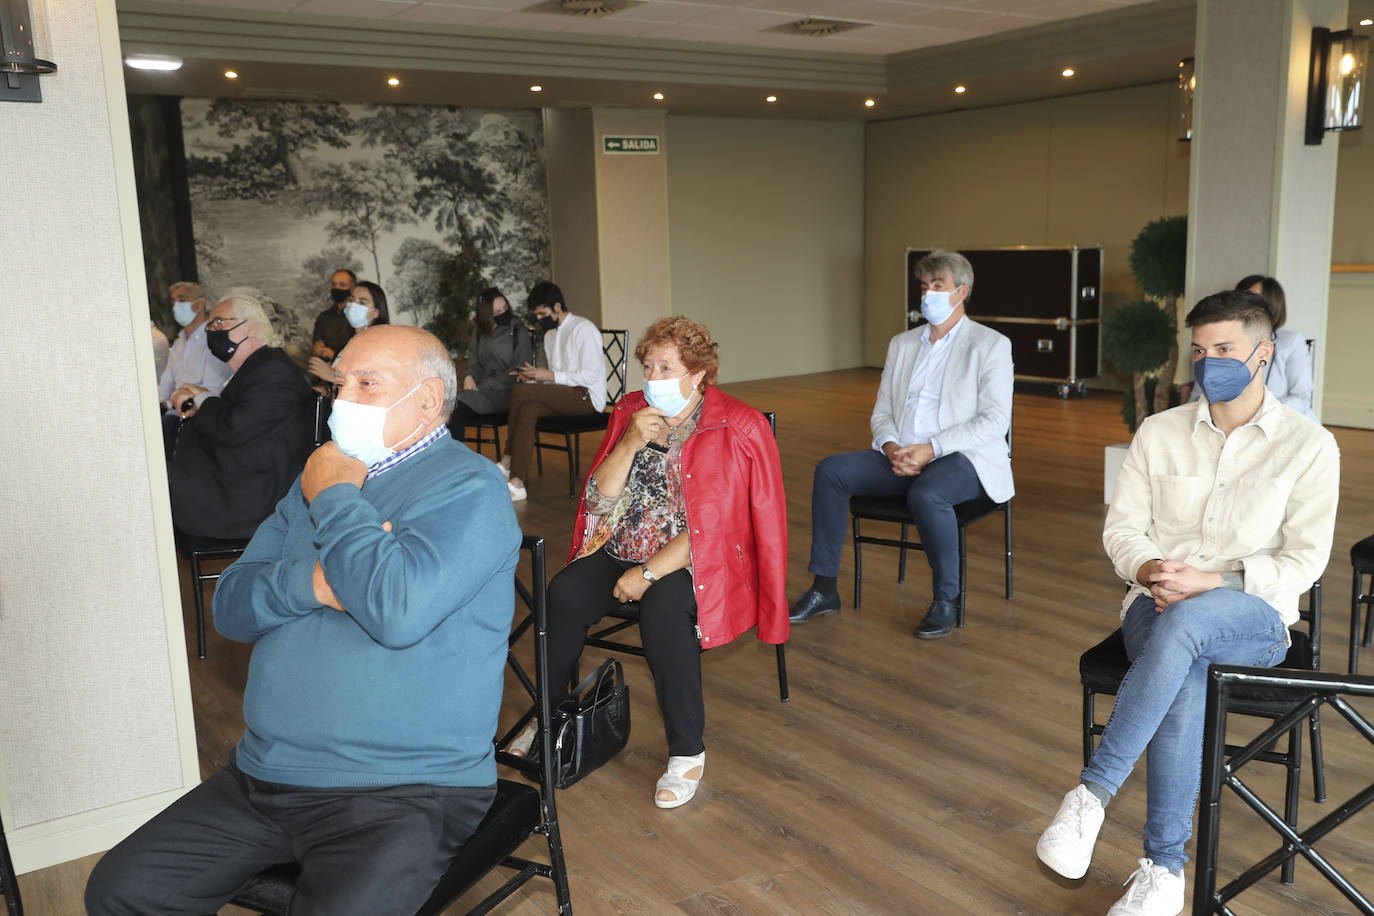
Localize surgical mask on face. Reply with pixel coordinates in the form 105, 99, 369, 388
173, 300, 198, 327
327, 383, 423, 467
920, 288, 959, 326
1193, 341, 1264, 404
644, 374, 693, 417
343, 301, 371, 328
330, 288, 350, 305
206, 321, 244, 363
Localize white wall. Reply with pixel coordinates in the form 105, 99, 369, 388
666, 115, 865, 383
0, 0, 198, 872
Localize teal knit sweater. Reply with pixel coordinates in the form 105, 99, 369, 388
214, 435, 519, 788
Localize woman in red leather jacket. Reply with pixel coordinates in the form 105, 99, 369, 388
515, 316, 788, 808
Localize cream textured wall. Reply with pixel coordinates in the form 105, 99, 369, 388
864, 82, 1190, 368
0, 0, 198, 872
1333, 131, 1374, 265
1325, 273, 1374, 429
544, 108, 602, 327
666, 115, 865, 383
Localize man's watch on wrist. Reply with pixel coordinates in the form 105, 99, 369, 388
640, 565, 658, 584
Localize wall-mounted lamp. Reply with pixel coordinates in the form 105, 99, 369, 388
1177, 58, 1195, 141
1, 0, 57, 103
1306, 27, 1369, 144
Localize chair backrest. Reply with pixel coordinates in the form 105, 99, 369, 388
601, 329, 629, 406
1290, 579, 1322, 670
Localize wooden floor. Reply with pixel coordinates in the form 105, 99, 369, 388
19, 369, 1374, 915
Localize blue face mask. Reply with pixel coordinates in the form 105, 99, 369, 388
644, 374, 693, 417
1193, 340, 1264, 404
920, 288, 960, 326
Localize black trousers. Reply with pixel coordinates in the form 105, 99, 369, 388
547, 549, 705, 757
85, 754, 494, 916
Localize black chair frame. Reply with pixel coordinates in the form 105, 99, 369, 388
582, 413, 789, 703
459, 411, 507, 460
1351, 536, 1373, 674
1082, 581, 1325, 886
0, 810, 22, 916
849, 425, 1013, 627
1195, 665, 1374, 915
534, 329, 629, 498
182, 536, 250, 660
229, 535, 572, 915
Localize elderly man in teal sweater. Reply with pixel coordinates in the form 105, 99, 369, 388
87, 326, 521, 916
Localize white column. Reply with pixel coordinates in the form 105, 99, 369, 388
1185, 0, 1347, 418
0, 0, 199, 872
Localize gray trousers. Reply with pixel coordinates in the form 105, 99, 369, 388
85, 754, 494, 916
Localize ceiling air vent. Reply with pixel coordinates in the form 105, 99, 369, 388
524, 0, 645, 17
768, 17, 868, 37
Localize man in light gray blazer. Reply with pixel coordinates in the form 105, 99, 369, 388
790, 249, 1014, 638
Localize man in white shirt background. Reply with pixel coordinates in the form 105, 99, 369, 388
157, 281, 234, 459
789, 249, 1014, 639
1035, 289, 1340, 916
499, 281, 606, 501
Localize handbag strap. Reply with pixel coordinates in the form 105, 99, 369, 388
569, 658, 620, 701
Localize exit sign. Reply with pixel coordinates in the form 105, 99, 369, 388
602, 135, 660, 155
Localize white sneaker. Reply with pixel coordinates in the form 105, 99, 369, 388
497, 462, 511, 479
1036, 784, 1105, 879
1106, 859, 1184, 916
508, 480, 527, 502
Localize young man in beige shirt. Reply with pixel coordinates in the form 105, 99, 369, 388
1036, 289, 1340, 916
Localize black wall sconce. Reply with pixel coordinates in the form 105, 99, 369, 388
1306, 27, 1368, 144
1177, 57, 1195, 142
1, 0, 56, 103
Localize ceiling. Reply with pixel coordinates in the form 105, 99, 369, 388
117, 0, 1374, 121
140, 0, 1160, 57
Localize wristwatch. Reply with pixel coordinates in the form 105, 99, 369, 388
640, 565, 658, 583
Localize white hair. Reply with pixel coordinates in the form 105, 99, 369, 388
415, 333, 458, 420
169, 280, 207, 301
915, 249, 975, 295
216, 291, 280, 347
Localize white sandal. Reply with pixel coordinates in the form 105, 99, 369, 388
509, 721, 537, 758
654, 752, 705, 809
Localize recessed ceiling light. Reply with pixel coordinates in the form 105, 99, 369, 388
387, 76, 400, 87
653, 91, 664, 100
224, 70, 238, 80
124, 56, 183, 71
954, 84, 966, 94
1062, 68, 1075, 77
864, 98, 876, 107
530, 84, 543, 92
766, 95, 777, 103
1362, 18, 1373, 25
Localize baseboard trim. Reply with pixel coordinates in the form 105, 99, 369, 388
9, 784, 194, 874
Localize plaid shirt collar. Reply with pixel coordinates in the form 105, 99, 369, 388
366, 425, 448, 481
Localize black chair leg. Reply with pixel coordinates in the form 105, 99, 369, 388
566, 432, 578, 499
1082, 686, 1095, 768
1003, 503, 1013, 599
852, 516, 863, 610
897, 522, 908, 584
956, 525, 967, 629
776, 643, 789, 703
492, 425, 502, 459
535, 432, 544, 476
1280, 723, 1301, 885
1353, 570, 1363, 675
1309, 707, 1326, 803
190, 555, 207, 660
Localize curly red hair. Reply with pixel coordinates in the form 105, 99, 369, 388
634, 317, 720, 386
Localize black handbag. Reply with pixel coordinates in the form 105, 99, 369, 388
549, 659, 630, 788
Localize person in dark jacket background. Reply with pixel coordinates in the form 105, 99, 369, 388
448, 286, 532, 439
168, 292, 314, 540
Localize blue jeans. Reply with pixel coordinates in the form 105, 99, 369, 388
808, 448, 986, 601
1081, 590, 1288, 872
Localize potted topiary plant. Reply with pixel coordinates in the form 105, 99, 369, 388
1101, 215, 1187, 501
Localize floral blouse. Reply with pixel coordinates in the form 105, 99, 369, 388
577, 402, 702, 564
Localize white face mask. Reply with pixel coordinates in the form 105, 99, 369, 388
920, 288, 961, 326
173, 300, 198, 327
343, 301, 371, 328
327, 383, 423, 467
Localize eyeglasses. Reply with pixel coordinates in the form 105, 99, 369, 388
207, 317, 244, 331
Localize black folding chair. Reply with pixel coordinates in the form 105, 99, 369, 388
179, 535, 250, 660
1081, 580, 1326, 885
535, 329, 628, 498
229, 535, 572, 915
583, 412, 789, 703
0, 809, 22, 916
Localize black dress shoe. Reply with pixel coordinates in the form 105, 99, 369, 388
789, 588, 842, 623
913, 598, 958, 639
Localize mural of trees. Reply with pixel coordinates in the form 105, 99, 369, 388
182, 99, 550, 356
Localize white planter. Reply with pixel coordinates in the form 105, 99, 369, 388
1104, 442, 1129, 504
